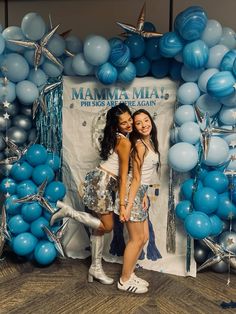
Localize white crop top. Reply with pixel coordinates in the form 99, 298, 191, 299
141, 148, 159, 185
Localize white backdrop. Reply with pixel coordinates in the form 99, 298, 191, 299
61, 76, 196, 277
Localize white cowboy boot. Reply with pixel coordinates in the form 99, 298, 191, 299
50, 201, 101, 230
88, 234, 114, 285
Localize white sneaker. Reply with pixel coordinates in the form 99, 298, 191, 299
131, 273, 149, 287
117, 277, 148, 294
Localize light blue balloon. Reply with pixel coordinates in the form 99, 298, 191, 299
28, 68, 48, 87
220, 90, 236, 107
220, 50, 236, 72
159, 31, 184, 58
181, 178, 203, 200
0, 34, 5, 54
181, 65, 204, 82
24, 49, 45, 67
203, 136, 229, 166
9, 214, 30, 234
184, 211, 212, 239
84, 35, 110, 66
207, 71, 235, 98
177, 82, 200, 105
183, 40, 209, 69
203, 170, 229, 194
13, 232, 38, 256
2, 26, 26, 52
42, 59, 63, 78
174, 105, 196, 126
196, 94, 221, 116
208, 214, 223, 236
30, 216, 49, 238
47, 34, 66, 57
117, 62, 136, 83
168, 142, 198, 172
34, 240, 57, 265
175, 200, 192, 220
179, 121, 201, 144
65, 35, 83, 54
96, 62, 118, 85
2, 53, 29, 82
16, 80, 39, 105
206, 44, 229, 68
200, 19, 222, 47
197, 68, 219, 93
219, 106, 236, 125
72, 53, 94, 76
0, 80, 16, 103
21, 12, 46, 41
219, 27, 236, 49
174, 6, 208, 41
193, 187, 219, 214
63, 57, 76, 76
226, 148, 236, 170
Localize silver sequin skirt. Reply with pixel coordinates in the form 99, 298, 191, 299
83, 168, 118, 214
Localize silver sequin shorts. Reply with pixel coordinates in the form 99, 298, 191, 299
83, 168, 118, 214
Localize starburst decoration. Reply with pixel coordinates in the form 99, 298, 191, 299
7, 25, 63, 70
117, 3, 162, 38
14, 179, 55, 214
0, 205, 11, 259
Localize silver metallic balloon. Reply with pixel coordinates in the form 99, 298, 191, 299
211, 258, 228, 273
0, 132, 6, 151
0, 101, 20, 116
12, 114, 32, 131
6, 126, 27, 145
0, 163, 12, 176
0, 110, 11, 131
219, 231, 236, 253
194, 245, 209, 264
20, 106, 32, 117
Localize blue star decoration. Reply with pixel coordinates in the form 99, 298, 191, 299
14, 179, 55, 214
0, 205, 11, 259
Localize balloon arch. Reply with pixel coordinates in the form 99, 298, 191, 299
0, 5, 236, 273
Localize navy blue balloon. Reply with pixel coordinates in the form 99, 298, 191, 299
124, 34, 145, 59
175, 200, 192, 220
13, 232, 38, 256
145, 37, 161, 61
134, 56, 150, 77
34, 240, 57, 265
0, 178, 17, 194
16, 179, 37, 198
10, 161, 33, 181
181, 178, 203, 200
30, 216, 49, 238
184, 211, 212, 239
151, 58, 170, 78
203, 170, 229, 194
174, 6, 208, 41
45, 181, 66, 203
193, 187, 219, 214
169, 60, 182, 81
8, 214, 30, 234
143, 21, 156, 32
109, 42, 130, 67
207, 71, 235, 98
220, 50, 236, 72
183, 40, 209, 69
159, 32, 184, 58
96, 62, 118, 85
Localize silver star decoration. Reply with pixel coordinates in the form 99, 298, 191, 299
3, 112, 10, 120
14, 179, 55, 214
197, 237, 236, 272
43, 219, 69, 258
0, 138, 37, 165
8, 25, 63, 70
0, 205, 11, 259
33, 80, 62, 119
117, 3, 162, 38
3, 100, 10, 108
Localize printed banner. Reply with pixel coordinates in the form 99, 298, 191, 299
62, 76, 196, 277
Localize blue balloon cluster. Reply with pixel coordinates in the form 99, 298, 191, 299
0, 144, 65, 265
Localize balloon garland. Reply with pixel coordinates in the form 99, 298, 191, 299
0, 4, 236, 273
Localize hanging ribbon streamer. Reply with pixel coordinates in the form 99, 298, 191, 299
166, 167, 176, 253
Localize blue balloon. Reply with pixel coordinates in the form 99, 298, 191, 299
151, 58, 170, 78
215, 193, 236, 220
219, 106, 236, 125
117, 62, 136, 83
21, 12, 46, 41
175, 200, 192, 220
109, 37, 123, 49
42, 59, 63, 78
65, 35, 83, 54
191, 165, 209, 181
159, 32, 184, 58
193, 187, 219, 214
21, 202, 43, 222
197, 68, 219, 93
220, 50, 236, 72
109, 42, 130, 67
13, 232, 38, 256
220, 90, 236, 108
183, 40, 209, 69
219, 27, 236, 49
16, 180, 37, 198
5, 194, 21, 215
177, 82, 200, 105
208, 214, 223, 236
0, 178, 17, 194
168, 142, 198, 172
72, 53, 94, 76
2, 53, 29, 83
227, 148, 236, 170
145, 38, 161, 61
174, 105, 196, 126
10, 161, 33, 181
203, 136, 229, 166
96, 62, 117, 85
30, 216, 49, 238
200, 19, 222, 48
32, 164, 55, 185
45, 181, 66, 203
196, 94, 221, 116
134, 56, 150, 77
179, 122, 201, 144
207, 71, 235, 98
174, 6, 208, 41
203, 171, 229, 193
184, 211, 212, 239
28, 68, 48, 87
2, 26, 26, 52
34, 240, 57, 265
47, 34, 66, 57
45, 152, 61, 171
181, 178, 203, 200
24, 49, 45, 67
16, 80, 39, 105
143, 21, 156, 32
26, 144, 48, 166
124, 34, 145, 59
8, 214, 30, 234
206, 44, 229, 68
63, 57, 76, 76
0, 34, 5, 54
169, 60, 182, 81
181, 66, 204, 82
0, 80, 16, 103
84, 35, 110, 66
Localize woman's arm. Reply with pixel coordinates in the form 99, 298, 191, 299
116, 137, 131, 221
